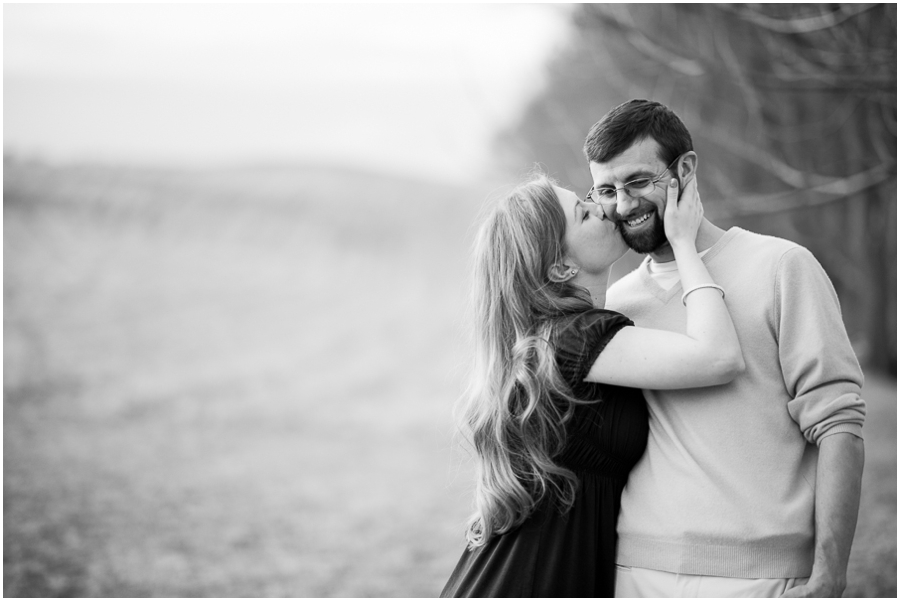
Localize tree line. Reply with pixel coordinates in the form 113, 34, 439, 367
498, 3, 896, 375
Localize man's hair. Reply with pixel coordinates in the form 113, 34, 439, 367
583, 99, 693, 165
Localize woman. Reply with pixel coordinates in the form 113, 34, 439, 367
441, 172, 743, 597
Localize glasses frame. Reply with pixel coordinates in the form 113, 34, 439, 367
586, 155, 682, 206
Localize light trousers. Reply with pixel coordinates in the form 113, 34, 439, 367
615, 565, 809, 598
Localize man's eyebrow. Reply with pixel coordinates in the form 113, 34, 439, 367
625, 168, 656, 180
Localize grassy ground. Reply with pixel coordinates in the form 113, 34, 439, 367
4, 160, 896, 597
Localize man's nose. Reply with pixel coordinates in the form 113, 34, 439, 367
615, 189, 639, 217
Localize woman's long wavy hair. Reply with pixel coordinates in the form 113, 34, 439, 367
459, 173, 595, 549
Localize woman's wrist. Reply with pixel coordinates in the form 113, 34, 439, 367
670, 238, 698, 255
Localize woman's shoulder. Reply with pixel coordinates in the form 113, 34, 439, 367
553, 309, 634, 379
555, 308, 634, 337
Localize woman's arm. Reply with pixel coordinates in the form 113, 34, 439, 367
586, 177, 744, 390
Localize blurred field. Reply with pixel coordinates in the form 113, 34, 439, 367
4, 160, 896, 597
4, 159, 483, 597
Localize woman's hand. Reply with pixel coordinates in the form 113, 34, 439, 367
663, 176, 703, 252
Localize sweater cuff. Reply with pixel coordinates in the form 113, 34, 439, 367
815, 423, 864, 446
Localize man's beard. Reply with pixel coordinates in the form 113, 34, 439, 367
615, 211, 668, 254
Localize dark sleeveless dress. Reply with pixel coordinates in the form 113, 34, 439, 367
441, 310, 649, 598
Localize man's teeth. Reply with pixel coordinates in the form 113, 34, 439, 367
626, 213, 652, 227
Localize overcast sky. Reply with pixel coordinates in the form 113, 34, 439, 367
4, 3, 573, 184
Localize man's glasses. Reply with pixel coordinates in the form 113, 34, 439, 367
585, 156, 681, 206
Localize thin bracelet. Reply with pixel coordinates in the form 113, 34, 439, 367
682, 284, 726, 306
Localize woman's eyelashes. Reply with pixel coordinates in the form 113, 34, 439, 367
577, 203, 590, 222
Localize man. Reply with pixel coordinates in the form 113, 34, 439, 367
583, 99, 866, 598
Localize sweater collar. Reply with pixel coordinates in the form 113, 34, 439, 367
636, 227, 743, 302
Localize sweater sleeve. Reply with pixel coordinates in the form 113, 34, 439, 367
776, 247, 866, 445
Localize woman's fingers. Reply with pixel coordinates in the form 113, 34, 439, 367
663, 174, 703, 246
665, 178, 679, 219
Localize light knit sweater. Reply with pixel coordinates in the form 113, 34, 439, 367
608, 227, 866, 579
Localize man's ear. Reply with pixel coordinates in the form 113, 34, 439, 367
548, 263, 577, 283
677, 151, 698, 185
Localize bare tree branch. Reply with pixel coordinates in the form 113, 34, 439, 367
591, 5, 706, 76
710, 163, 893, 218
712, 26, 765, 128
717, 3, 880, 34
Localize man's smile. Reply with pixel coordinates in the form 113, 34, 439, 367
624, 212, 654, 228
617, 208, 657, 229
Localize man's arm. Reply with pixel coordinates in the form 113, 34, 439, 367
772, 246, 867, 597
781, 433, 865, 598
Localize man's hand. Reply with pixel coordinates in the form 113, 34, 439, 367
780, 575, 846, 598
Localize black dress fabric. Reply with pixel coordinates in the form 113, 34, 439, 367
441, 309, 649, 598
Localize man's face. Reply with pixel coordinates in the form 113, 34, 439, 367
588, 138, 673, 255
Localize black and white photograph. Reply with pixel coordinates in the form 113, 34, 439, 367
4, 3, 897, 598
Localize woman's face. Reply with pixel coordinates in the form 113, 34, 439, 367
553, 186, 628, 276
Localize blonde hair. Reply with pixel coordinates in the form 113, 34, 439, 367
459, 173, 594, 548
